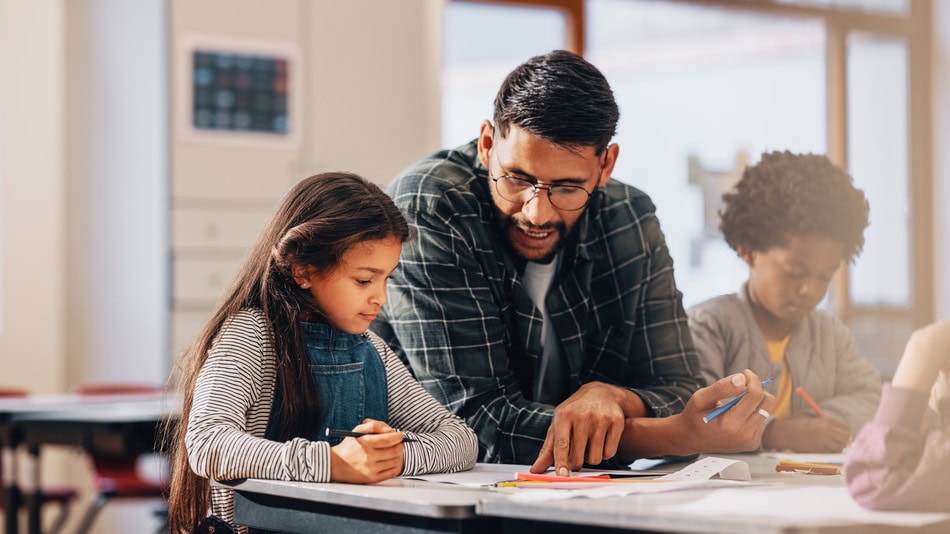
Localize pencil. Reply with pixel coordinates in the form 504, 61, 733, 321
703, 378, 774, 423
326, 428, 418, 443
795, 386, 826, 417
775, 460, 840, 475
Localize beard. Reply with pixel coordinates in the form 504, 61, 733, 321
497, 214, 569, 264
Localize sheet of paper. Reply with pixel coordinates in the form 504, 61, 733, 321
506, 479, 755, 502
403, 463, 523, 487
659, 456, 751, 481
628, 457, 673, 471
657, 486, 950, 527
403, 463, 666, 487
761, 452, 846, 464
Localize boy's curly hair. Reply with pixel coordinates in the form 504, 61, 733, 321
719, 151, 869, 263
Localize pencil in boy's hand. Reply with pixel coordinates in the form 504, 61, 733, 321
795, 386, 826, 417
703, 378, 774, 423
325, 428, 418, 443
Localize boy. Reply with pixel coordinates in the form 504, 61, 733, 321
688, 151, 881, 452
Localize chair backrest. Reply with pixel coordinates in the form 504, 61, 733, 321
72, 383, 163, 397
0, 387, 28, 398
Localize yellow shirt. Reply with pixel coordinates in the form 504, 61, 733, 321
767, 336, 792, 417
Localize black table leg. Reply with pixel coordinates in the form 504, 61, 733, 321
2, 444, 19, 534
26, 444, 40, 534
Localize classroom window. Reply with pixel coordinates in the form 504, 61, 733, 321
775, 0, 908, 15
442, 2, 568, 148
846, 32, 910, 307
587, 0, 827, 307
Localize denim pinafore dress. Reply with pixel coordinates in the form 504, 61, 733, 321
264, 321, 388, 443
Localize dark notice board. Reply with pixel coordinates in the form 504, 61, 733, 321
192, 49, 290, 135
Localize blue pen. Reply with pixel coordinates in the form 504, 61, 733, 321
702, 378, 774, 424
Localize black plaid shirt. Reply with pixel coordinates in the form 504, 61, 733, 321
372, 140, 702, 464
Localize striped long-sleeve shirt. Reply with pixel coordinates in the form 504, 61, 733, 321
186, 309, 478, 523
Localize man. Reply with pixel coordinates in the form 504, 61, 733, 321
373, 50, 774, 475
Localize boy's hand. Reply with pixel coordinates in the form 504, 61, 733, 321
763, 414, 850, 452
329, 419, 405, 484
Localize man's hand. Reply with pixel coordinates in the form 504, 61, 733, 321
530, 382, 639, 475
329, 419, 405, 484
672, 369, 777, 454
762, 415, 851, 452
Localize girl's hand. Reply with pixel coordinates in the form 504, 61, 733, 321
329, 419, 405, 484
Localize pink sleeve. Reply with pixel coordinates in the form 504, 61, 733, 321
844, 383, 950, 512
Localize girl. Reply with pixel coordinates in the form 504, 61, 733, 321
166, 172, 478, 533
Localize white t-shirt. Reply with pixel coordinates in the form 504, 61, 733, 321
522, 255, 569, 404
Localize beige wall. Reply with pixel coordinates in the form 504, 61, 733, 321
0, 0, 67, 394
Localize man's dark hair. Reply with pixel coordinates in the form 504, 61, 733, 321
493, 50, 619, 154
719, 151, 870, 263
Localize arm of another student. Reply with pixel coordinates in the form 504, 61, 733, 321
186, 310, 332, 483
818, 317, 882, 434
846, 384, 950, 511
382, 207, 554, 463
368, 333, 478, 476
846, 321, 950, 512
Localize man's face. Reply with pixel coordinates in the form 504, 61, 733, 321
477, 122, 617, 263
741, 234, 844, 330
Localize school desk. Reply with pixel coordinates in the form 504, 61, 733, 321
0, 394, 176, 534
217, 477, 499, 533
218, 454, 950, 534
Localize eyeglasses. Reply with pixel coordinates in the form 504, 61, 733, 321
490, 172, 593, 211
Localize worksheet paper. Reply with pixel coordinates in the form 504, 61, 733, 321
657, 486, 950, 528
506, 479, 753, 503
402, 463, 666, 487
502, 457, 756, 502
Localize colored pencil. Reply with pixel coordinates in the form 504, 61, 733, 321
795, 386, 826, 417
703, 378, 774, 423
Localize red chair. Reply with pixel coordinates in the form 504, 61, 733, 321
0, 387, 77, 534
71, 384, 169, 534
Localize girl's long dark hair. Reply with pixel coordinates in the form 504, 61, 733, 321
164, 172, 410, 533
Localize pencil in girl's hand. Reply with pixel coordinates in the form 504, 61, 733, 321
795, 386, 826, 417
326, 428, 418, 442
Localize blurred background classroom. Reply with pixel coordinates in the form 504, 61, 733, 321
1, 0, 948, 531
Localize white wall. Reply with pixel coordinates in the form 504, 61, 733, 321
0, 0, 68, 393
66, 0, 169, 386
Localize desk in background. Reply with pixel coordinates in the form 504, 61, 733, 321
0, 394, 177, 534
